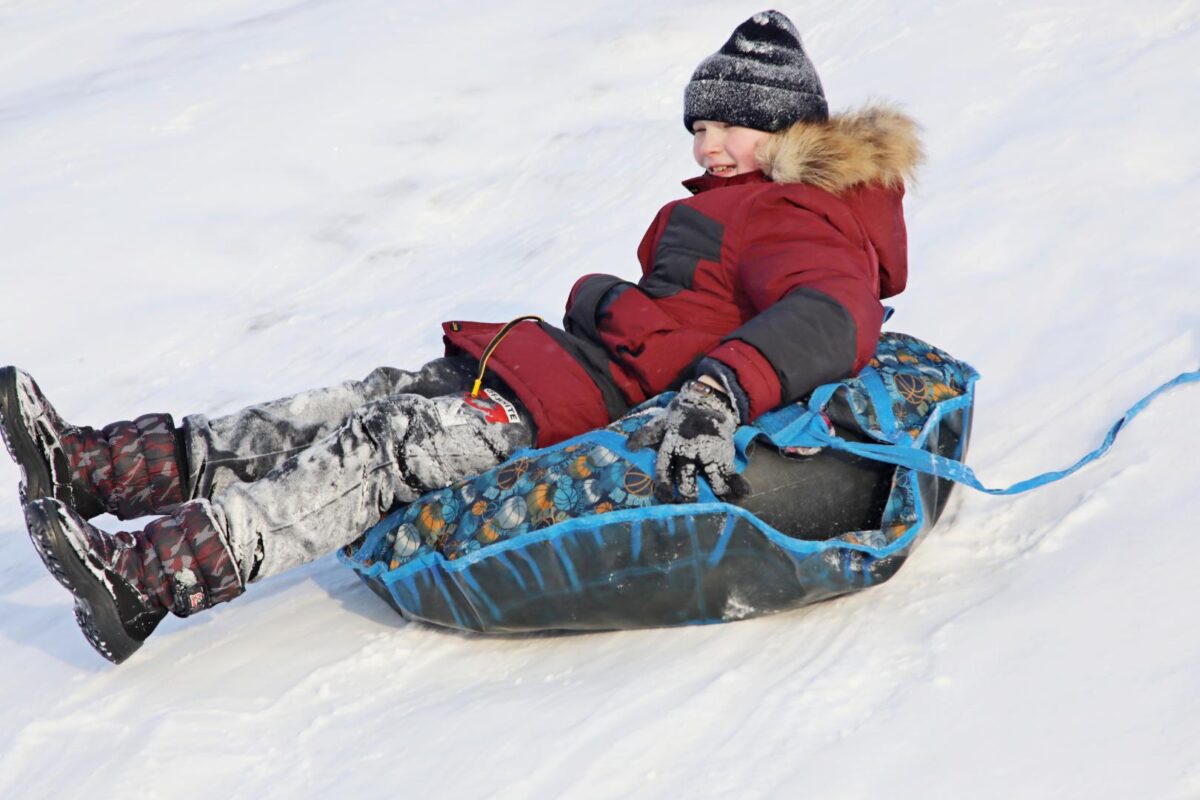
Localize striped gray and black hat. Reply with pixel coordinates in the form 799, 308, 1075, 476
684, 10, 828, 133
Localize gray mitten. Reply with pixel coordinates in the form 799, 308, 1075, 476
627, 380, 749, 502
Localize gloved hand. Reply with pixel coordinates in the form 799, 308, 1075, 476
627, 379, 749, 502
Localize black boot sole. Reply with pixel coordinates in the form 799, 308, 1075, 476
0, 366, 58, 507
0, 368, 105, 518
23, 499, 166, 665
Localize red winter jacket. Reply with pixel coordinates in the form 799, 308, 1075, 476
444, 107, 922, 447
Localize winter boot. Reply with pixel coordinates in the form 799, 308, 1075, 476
0, 367, 186, 519
23, 497, 244, 664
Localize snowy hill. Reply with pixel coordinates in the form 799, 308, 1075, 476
1, 1, 1197, 797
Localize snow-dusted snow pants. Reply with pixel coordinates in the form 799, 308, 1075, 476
177, 357, 533, 582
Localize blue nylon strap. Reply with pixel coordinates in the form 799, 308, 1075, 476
859, 367, 901, 442
807, 382, 840, 413
734, 402, 817, 466
815, 369, 1199, 496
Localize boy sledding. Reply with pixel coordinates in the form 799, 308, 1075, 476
1, 10, 921, 663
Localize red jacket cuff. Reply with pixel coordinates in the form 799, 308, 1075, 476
705, 340, 782, 421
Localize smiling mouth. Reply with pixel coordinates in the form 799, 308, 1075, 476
707, 164, 736, 176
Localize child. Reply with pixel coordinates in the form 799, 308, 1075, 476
0, 10, 921, 663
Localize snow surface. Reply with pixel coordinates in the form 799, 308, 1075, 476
1, 1, 1198, 797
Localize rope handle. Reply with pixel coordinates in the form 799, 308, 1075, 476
816, 368, 1199, 495
471, 315, 545, 397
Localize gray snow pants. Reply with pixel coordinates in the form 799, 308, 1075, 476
177, 357, 534, 581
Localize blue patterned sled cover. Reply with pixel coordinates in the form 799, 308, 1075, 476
339, 332, 979, 632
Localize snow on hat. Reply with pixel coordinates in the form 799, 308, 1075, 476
684, 10, 828, 133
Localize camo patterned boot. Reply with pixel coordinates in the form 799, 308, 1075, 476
0, 367, 186, 519
23, 497, 244, 664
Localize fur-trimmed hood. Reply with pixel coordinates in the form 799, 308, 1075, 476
757, 104, 923, 192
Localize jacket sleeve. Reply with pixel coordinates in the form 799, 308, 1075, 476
563, 274, 635, 344
562, 203, 675, 346
563, 207, 724, 399
704, 196, 884, 420
590, 286, 723, 398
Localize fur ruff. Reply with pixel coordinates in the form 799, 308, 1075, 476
757, 104, 924, 193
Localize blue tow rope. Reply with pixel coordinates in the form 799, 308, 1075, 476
810, 369, 1200, 496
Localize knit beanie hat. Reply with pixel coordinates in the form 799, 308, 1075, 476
683, 10, 828, 133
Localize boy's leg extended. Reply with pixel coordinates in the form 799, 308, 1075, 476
18, 369, 530, 664
22, 389, 529, 663
181, 357, 477, 502
210, 390, 531, 581
2, 358, 477, 521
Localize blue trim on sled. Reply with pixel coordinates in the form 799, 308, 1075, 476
339, 335, 974, 626
339, 339, 1200, 632
344, 481, 929, 591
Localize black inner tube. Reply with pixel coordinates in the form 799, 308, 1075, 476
731, 396, 969, 541
732, 425, 896, 541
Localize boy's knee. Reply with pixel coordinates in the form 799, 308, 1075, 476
361, 366, 407, 398
350, 395, 424, 447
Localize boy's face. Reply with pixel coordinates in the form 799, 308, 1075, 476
691, 121, 771, 178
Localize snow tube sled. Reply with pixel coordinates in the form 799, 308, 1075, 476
339, 332, 978, 632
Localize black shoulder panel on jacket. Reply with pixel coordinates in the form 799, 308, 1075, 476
642, 204, 724, 298
724, 288, 858, 403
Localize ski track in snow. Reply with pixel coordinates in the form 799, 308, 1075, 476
1, 1, 1198, 798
